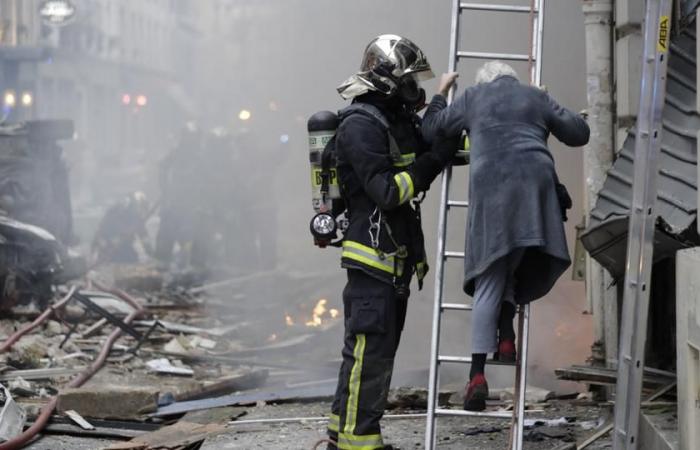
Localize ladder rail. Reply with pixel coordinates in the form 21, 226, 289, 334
511, 4, 543, 450
612, 1, 673, 449
424, 0, 462, 446
532, 0, 546, 87
426, 2, 544, 449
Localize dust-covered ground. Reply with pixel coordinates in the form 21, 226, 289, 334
24, 399, 613, 450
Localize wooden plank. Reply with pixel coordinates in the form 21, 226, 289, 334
554, 365, 672, 386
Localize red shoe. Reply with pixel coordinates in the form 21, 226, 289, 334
495, 338, 516, 363
463, 373, 489, 411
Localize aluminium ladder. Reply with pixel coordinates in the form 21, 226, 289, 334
425, 2, 545, 450
612, 1, 673, 449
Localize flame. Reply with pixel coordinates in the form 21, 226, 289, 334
284, 300, 341, 328
306, 299, 328, 327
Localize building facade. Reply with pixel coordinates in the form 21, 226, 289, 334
0, 0, 201, 205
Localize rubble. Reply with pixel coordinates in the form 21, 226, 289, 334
0, 384, 26, 442
0, 268, 616, 449
499, 386, 555, 403
7, 335, 49, 369
63, 410, 95, 430
386, 386, 452, 409
145, 358, 195, 377
106, 420, 227, 450
57, 386, 160, 420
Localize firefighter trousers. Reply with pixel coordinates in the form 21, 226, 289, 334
327, 269, 408, 450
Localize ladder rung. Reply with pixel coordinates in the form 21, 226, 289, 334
435, 408, 512, 419
441, 302, 473, 311
438, 355, 517, 367
457, 51, 533, 62
447, 200, 469, 208
460, 3, 539, 14
444, 251, 465, 259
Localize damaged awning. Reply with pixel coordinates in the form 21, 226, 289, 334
581, 21, 700, 278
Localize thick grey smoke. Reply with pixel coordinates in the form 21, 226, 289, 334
31, 0, 592, 391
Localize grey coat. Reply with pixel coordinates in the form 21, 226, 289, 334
422, 76, 590, 303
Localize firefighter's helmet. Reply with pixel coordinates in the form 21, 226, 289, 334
337, 34, 434, 100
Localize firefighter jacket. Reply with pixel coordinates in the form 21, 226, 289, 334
335, 95, 430, 287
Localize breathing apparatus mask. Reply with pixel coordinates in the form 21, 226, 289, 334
397, 74, 426, 111
366, 61, 426, 111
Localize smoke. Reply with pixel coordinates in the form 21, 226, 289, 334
45, 0, 592, 391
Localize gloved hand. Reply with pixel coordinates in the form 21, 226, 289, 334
410, 131, 461, 192
431, 130, 462, 165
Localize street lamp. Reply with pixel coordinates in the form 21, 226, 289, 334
4, 91, 16, 108
21, 92, 33, 107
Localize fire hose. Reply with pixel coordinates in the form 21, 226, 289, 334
0, 286, 77, 354
0, 283, 144, 449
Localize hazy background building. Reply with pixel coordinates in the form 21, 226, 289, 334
0, 0, 593, 390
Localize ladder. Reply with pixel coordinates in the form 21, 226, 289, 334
612, 1, 673, 449
425, 2, 545, 450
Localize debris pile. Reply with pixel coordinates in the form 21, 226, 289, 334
0, 267, 346, 449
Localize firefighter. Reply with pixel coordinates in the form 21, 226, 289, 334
325, 35, 459, 450
155, 123, 203, 266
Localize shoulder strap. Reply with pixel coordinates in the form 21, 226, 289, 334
339, 104, 402, 164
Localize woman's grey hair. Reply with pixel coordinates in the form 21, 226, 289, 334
475, 61, 519, 84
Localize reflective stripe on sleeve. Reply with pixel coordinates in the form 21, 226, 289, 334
393, 152, 416, 168
393, 171, 414, 205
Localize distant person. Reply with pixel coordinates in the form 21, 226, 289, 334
422, 61, 590, 411
92, 191, 151, 264
322, 35, 459, 450
155, 123, 203, 266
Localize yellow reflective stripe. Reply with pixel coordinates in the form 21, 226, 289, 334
337, 432, 384, 450
342, 241, 395, 274
344, 334, 366, 435
416, 261, 427, 281
393, 171, 414, 205
328, 413, 340, 432
393, 152, 416, 167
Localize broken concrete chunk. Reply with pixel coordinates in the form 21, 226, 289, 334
189, 336, 217, 350
500, 386, 555, 403
44, 320, 64, 337
163, 336, 190, 354
145, 358, 194, 377
7, 335, 49, 369
57, 386, 159, 420
7, 376, 34, 397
